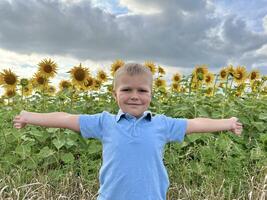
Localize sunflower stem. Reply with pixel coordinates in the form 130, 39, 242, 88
213, 74, 219, 96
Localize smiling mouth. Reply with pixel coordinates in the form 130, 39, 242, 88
127, 104, 141, 106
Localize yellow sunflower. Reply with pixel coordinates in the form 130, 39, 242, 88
83, 76, 94, 91
46, 85, 56, 96
233, 66, 247, 84
144, 61, 156, 75
38, 58, 57, 78
22, 85, 33, 96
111, 59, 125, 76
193, 65, 208, 81
172, 73, 181, 83
0, 75, 3, 85
180, 86, 187, 93
157, 66, 165, 75
205, 87, 213, 97
154, 78, 166, 88
248, 70, 260, 81
251, 80, 261, 93
204, 72, 215, 86
4, 88, 16, 98
92, 78, 102, 91
0, 69, 18, 89
171, 82, 180, 92
59, 80, 72, 91
97, 70, 108, 82
237, 83, 246, 94
219, 67, 228, 80
190, 76, 202, 91
32, 73, 49, 89
226, 64, 235, 77
68, 64, 90, 89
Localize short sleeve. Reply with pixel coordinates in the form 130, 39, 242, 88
164, 116, 187, 142
79, 112, 104, 140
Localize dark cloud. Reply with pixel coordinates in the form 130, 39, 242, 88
0, 0, 266, 71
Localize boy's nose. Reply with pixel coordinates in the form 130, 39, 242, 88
130, 91, 139, 100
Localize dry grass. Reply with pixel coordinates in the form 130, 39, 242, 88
1, 173, 266, 200
0, 174, 99, 200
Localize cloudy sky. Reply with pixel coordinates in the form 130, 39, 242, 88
0, 0, 267, 91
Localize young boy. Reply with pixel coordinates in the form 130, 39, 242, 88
13, 63, 243, 200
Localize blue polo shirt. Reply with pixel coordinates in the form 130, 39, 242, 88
79, 110, 187, 200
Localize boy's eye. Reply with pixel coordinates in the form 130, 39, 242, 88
139, 89, 148, 92
121, 88, 131, 92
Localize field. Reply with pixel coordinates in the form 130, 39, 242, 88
0, 59, 267, 199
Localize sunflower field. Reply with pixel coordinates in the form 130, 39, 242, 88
0, 59, 267, 199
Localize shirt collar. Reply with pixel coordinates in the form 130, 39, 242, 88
116, 109, 152, 122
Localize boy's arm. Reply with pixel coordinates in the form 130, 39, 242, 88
13, 111, 80, 132
186, 117, 242, 136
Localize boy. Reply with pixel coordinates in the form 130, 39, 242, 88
13, 63, 243, 200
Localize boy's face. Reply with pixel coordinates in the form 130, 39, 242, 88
113, 73, 152, 118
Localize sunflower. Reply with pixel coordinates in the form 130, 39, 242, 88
171, 82, 180, 92
97, 70, 108, 82
248, 70, 260, 81
233, 66, 247, 84
205, 87, 213, 97
172, 73, 181, 83
235, 82, 246, 97
0, 75, 3, 85
251, 80, 261, 93
22, 84, 33, 96
92, 78, 102, 91
204, 72, 215, 86
0, 69, 18, 89
144, 61, 156, 75
4, 88, 16, 98
59, 80, 72, 91
190, 80, 199, 91
38, 58, 57, 78
237, 83, 246, 93
219, 67, 228, 80
46, 85, 56, 96
32, 73, 49, 89
157, 66, 165, 75
226, 64, 235, 77
111, 59, 125, 76
218, 82, 226, 88
69, 64, 90, 89
154, 78, 166, 88
83, 76, 94, 91
180, 86, 187, 93
193, 65, 208, 81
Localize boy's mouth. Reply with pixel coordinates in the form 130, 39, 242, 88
127, 103, 142, 106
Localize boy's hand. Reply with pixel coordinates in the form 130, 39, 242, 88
13, 110, 28, 129
229, 117, 243, 136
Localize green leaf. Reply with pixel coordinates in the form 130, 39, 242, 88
38, 146, 54, 159
15, 145, 31, 159
52, 138, 65, 150
252, 122, 266, 132
61, 152, 74, 164
259, 113, 267, 121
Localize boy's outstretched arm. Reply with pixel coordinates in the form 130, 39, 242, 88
186, 117, 243, 136
13, 111, 80, 132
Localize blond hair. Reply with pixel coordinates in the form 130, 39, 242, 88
113, 63, 153, 90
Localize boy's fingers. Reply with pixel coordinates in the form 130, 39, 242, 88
13, 116, 22, 123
